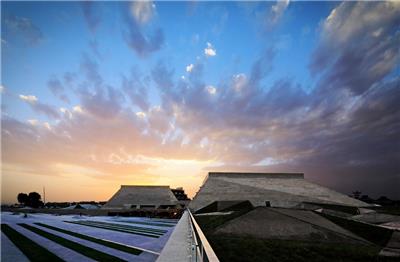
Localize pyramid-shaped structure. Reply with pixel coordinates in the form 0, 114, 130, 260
102, 185, 179, 209
189, 172, 367, 212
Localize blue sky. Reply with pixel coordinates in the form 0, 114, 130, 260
1, 1, 399, 203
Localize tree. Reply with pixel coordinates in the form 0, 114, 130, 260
17, 193, 29, 205
28, 192, 42, 208
352, 191, 362, 199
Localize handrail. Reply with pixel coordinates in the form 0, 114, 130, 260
187, 209, 219, 262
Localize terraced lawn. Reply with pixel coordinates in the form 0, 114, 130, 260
35, 223, 142, 255
1, 224, 64, 262
2, 212, 175, 262
18, 223, 126, 261
116, 220, 175, 228
65, 220, 166, 238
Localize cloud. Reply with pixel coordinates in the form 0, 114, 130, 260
76, 55, 124, 119
19, 94, 38, 103
27, 119, 38, 126
232, 74, 247, 92
121, 68, 150, 111
186, 64, 194, 73
205, 85, 217, 95
204, 42, 216, 57
310, 1, 400, 95
19, 94, 60, 119
130, 1, 156, 25
82, 1, 100, 32
47, 77, 70, 103
136, 111, 146, 118
3, 2, 399, 201
4, 15, 44, 45
73, 105, 83, 113
267, 0, 289, 27
122, 2, 164, 57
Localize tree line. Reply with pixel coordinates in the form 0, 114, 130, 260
17, 192, 44, 208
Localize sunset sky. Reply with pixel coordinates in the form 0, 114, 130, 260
1, 1, 399, 204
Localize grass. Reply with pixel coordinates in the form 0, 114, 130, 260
1, 224, 64, 262
65, 221, 161, 238
18, 223, 126, 261
320, 213, 393, 246
208, 235, 382, 262
81, 221, 167, 234
35, 223, 142, 255
195, 208, 253, 234
117, 220, 175, 227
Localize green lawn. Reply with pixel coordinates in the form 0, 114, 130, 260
35, 223, 142, 255
117, 220, 175, 227
80, 221, 167, 234
320, 213, 393, 246
1, 224, 64, 262
208, 235, 382, 262
18, 223, 126, 261
64, 221, 161, 238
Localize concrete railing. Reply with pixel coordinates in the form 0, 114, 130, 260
188, 209, 219, 262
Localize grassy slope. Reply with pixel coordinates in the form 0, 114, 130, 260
18, 223, 126, 262
320, 213, 393, 246
35, 223, 142, 255
208, 235, 382, 262
195, 209, 386, 262
1, 224, 64, 262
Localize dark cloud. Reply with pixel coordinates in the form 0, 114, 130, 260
19, 96, 60, 119
144, 2, 400, 198
4, 15, 44, 45
82, 1, 100, 33
48, 77, 70, 103
121, 3, 164, 57
77, 55, 124, 119
121, 68, 150, 111
310, 1, 400, 95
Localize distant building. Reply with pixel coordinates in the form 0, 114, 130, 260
171, 187, 191, 208
189, 172, 369, 212
63, 203, 100, 210
102, 185, 179, 210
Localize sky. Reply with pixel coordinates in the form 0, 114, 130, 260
1, 1, 399, 204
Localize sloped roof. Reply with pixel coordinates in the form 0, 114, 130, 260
189, 172, 367, 211
102, 185, 179, 209
63, 204, 99, 210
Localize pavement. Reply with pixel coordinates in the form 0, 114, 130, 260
156, 211, 191, 262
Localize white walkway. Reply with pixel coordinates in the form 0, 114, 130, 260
156, 212, 191, 262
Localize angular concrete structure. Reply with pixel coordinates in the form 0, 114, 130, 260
102, 185, 179, 209
214, 207, 369, 244
189, 172, 367, 212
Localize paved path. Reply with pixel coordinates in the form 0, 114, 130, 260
156, 212, 191, 262
1, 232, 29, 262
